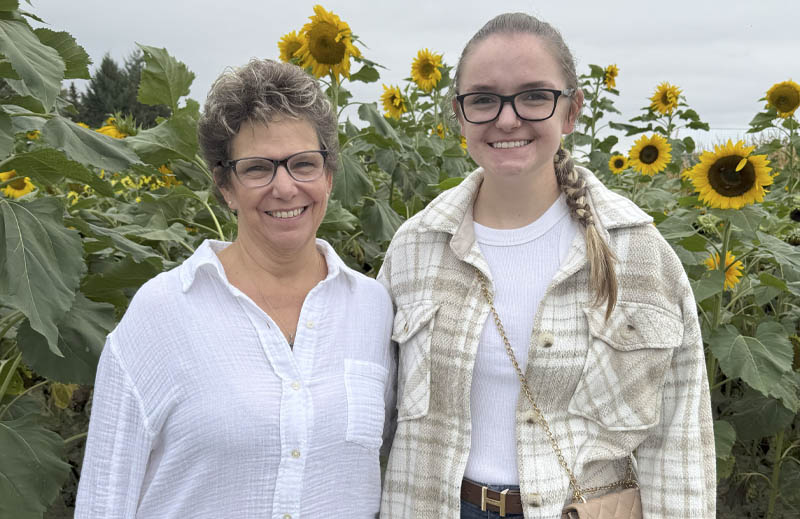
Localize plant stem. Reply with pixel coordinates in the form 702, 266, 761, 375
63, 432, 88, 445
707, 219, 732, 389
0, 379, 48, 420
202, 200, 226, 241
0, 311, 24, 341
766, 428, 785, 519
0, 352, 22, 402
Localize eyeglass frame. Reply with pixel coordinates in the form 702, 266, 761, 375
219, 149, 329, 187
455, 88, 576, 124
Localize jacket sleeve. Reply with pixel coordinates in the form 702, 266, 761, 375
636, 277, 716, 519
74, 336, 153, 519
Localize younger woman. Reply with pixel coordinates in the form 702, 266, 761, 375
378, 13, 715, 519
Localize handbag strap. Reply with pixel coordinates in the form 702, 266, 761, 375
476, 271, 636, 503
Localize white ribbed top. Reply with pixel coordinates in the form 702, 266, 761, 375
464, 194, 578, 484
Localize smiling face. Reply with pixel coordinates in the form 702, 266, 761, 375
455, 33, 582, 183
221, 118, 332, 256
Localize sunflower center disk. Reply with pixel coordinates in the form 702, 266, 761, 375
640, 145, 660, 164
773, 87, 800, 112
309, 22, 346, 64
708, 156, 756, 197
9, 177, 26, 190
614, 159, 624, 168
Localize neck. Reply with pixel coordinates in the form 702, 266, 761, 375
220, 237, 324, 286
473, 168, 561, 229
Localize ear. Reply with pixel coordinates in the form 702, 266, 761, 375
562, 88, 584, 135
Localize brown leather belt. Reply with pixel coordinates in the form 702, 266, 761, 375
461, 478, 524, 517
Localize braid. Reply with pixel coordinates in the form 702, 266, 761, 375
555, 148, 618, 319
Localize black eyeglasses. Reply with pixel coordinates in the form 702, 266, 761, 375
220, 150, 328, 187
456, 88, 575, 124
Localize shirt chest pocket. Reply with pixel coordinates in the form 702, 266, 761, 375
568, 301, 683, 431
344, 359, 388, 450
391, 301, 439, 421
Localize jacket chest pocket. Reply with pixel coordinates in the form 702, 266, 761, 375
391, 301, 439, 421
568, 301, 683, 431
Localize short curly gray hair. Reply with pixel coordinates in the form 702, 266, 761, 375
197, 59, 338, 204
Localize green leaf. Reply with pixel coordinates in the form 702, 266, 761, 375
40, 116, 141, 172
711, 322, 794, 399
728, 390, 794, 441
374, 148, 396, 175
723, 205, 768, 239
691, 269, 726, 303
0, 110, 11, 159
678, 233, 708, 252
332, 149, 371, 207
780, 459, 800, 508
80, 255, 161, 309
714, 420, 736, 459
349, 64, 379, 83
682, 136, 695, 154
0, 1, 19, 12
127, 112, 198, 165
32, 28, 90, 79
436, 176, 464, 191
0, 18, 64, 112
2, 148, 113, 196
358, 103, 398, 141
16, 293, 114, 384
319, 198, 358, 234
136, 44, 194, 112
0, 414, 70, 517
597, 135, 618, 153
757, 231, 800, 270
361, 198, 403, 242
67, 218, 163, 267
0, 198, 84, 355
759, 272, 788, 291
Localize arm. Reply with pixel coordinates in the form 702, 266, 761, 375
74, 336, 153, 519
636, 285, 716, 519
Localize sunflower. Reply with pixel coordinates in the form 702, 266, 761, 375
411, 48, 443, 92
460, 136, 467, 150
26, 130, 40, 140
95, 117, 128, 139
704, 251, 744, 290
604, 64, 619, 89
608, 154, 628, 174
687, 139, 772, 209
0, 170, 36, 198
158, 164, 182, 187
380, 84, 407, 119
433, 123, 445, 139
628, 134, 671, 176
295, 5, 361, 82
766, 80, 800, 118
278, 30, 305, 63
649, 82, 681, 115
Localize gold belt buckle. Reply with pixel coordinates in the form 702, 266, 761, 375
481, 486, 509, 517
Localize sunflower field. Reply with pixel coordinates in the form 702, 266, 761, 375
1, 4, 799, 518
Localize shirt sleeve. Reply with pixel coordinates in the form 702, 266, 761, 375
636, 284, 716, 519
74, 335, 154, 519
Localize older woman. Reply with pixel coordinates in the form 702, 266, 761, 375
75, 60, 395, 518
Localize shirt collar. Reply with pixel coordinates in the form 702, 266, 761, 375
179, 238, 359, 293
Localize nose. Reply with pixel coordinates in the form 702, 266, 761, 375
269, 164, 298, 199
495, 100, 520, 130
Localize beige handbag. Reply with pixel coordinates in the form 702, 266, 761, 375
477, 273, 643, 519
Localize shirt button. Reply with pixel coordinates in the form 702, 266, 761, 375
291, 449, 301, 458
306, 321, 314, 329
291, 381, 301, 391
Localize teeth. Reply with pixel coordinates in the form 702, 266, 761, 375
268, 207, 304, 219
490, 140, 531, 149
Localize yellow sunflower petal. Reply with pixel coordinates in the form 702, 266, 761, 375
278, 30, 305, 63
608, 154, 628, 174
628, 134, 671, 176
380, 84, 407, 119
295, 5, 361, 83
411, 48, 443, 93
650, 82, 682, 115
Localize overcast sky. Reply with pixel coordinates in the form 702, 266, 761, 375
31, 0, 800, 150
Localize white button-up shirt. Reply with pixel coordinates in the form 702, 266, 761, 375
75, 239, 396, 519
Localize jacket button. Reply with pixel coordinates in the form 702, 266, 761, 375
527, 493, 543, 507
539, 332, 555, 348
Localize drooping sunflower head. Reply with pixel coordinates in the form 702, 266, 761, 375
295, 5, 361, 82
687, 139, 773, 210
380, 84, 407, 119
766, 79, 800, 118
649, 82, 681, 115
278, 30, 305, 63
608, 154, 628, 174
0, 170, 36, 199
411, 48, 443, 93
704, 250, 744, 290
432, 123, 445, 139
604, 64, 619, 89
628, 134, 671, 176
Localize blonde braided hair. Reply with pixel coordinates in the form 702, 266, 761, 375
554, 147, 618, 319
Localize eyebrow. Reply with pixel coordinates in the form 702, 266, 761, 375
463, 80, 557, 92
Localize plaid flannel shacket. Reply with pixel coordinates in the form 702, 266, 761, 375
378, 167, 715, 519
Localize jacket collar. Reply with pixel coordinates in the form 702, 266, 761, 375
415, 165, 653, 250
